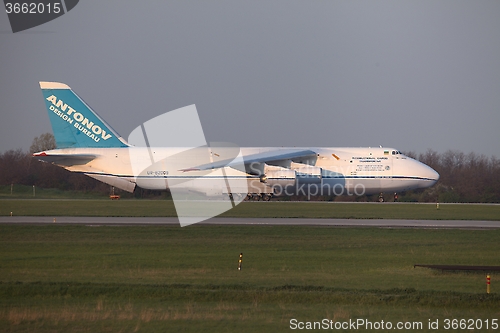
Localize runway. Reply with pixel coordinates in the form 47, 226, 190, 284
0, 216, 499, 229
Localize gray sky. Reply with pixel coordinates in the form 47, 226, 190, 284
1, 1, 499, 157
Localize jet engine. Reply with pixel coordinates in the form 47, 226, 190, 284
292, 163, 322, 184
260, 166, 296, 187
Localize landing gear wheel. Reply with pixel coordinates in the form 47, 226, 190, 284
262, 194, 271, 201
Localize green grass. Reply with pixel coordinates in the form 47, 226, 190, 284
1, 225, 499, 332
0, 185, 111, 199
1, 199, 177, 217
1, 199, 500, 220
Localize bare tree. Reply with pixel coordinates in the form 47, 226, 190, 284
29, 133, 56, 154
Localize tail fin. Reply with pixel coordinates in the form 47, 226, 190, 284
40, 81, 128, 148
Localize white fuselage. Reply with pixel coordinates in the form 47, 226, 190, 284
44, 146, 439, 197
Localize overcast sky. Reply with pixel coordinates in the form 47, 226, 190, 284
1, 1, 499, 157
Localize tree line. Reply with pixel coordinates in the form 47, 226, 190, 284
1, 134, 499, 202
0, 148, 109, 194
402, 149, 500, 203
0, 133, 120, 196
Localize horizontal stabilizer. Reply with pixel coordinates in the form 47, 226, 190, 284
33, 152, 96, 166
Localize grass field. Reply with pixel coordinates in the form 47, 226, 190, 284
0, 185, 111, 200
1, 225, 499, 332
1, 199, 500, 220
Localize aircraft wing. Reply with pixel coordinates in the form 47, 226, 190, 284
181, 148, 317, 173
33, 152, 96, 166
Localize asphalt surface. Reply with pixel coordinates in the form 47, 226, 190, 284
0, 216, 499, 229
414, 264, 500, 271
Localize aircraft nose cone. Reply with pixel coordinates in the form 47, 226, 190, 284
418, 163, 439, 188
431, 168, 440, 182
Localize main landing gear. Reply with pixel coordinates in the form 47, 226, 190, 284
244, 193, 273, 201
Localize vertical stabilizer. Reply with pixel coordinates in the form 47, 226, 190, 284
40, 81, 128, 148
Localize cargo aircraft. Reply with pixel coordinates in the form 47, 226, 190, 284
34, 81, 439, 201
